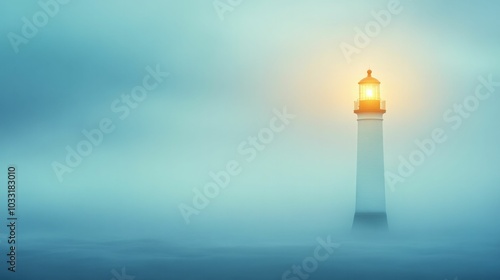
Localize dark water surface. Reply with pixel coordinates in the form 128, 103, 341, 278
1, 234, 499, 280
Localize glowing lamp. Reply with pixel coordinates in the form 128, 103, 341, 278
366, 89, 373, 98
354, 69, 386, 113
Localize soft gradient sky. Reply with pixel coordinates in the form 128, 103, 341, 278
0, 0, 499, 245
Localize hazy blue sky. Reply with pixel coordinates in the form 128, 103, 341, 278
0, 0, 499, 245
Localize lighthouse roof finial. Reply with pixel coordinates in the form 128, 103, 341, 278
358, 69, 380, 85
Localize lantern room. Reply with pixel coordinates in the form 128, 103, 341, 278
354, 69, 386, 114
358, 69, 380, 100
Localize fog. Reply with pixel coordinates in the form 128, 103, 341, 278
0, 0, 499, 279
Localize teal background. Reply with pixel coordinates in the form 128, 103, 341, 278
0, 1, 499, 279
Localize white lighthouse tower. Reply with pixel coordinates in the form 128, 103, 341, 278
352, 69, 388, 231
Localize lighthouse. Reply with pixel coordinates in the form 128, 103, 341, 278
352, 69, 388, 231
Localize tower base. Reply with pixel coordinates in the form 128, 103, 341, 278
352, 212, 388, 232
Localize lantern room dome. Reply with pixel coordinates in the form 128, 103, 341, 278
358, 69, 380, 85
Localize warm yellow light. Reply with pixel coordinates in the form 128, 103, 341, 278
366, 89, 373, 97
